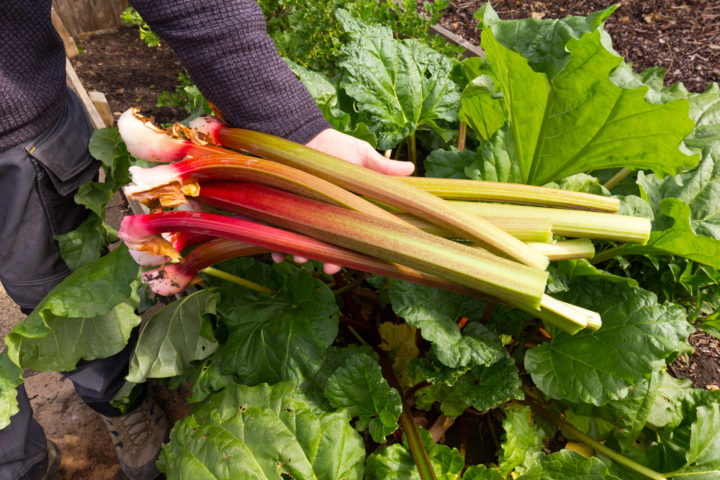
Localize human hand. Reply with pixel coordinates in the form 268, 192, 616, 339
305, 128, 415, 176
272, 129, 414, 274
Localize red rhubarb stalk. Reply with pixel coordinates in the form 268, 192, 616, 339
126, 155, 403, 224
193, 181, 548, 310
189, 117, 549, 270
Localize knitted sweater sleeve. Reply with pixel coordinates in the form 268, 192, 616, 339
129, 0, 330, 144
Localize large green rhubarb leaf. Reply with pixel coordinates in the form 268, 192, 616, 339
0, 351, 22, 430
324, 352, 402, 443
5, 245, 140, 371
213, 263, 339, 385
469, 5, 697, 185
337, 12, 460, 149
158, 382, 365, 480
127, 289, 220, 383
388, 280, 503, 369
525, 279, 693, 406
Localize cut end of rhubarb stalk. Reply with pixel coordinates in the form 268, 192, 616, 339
189, 116, 224, 144
125, 182, 188, 210
128, 248, 169, 267
118, 108, 192, 163
142, 264, 195, 295
119, 215, 182, 261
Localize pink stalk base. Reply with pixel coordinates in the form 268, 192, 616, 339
143, 239, 267, 295
118, 108, 227, 163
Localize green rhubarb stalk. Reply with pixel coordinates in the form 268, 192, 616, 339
395, 212, 553, 243
196, 181, 549, 310
401, 177, 620, 212
604, 167, 633, 191
201, 266, 275, 294
525, 239, 595, 261
189, 118, 550, 270
449, 201, 651, 244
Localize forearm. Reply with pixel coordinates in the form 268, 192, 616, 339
129, 0, 330, 143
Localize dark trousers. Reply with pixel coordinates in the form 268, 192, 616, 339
0, 89, 134, 480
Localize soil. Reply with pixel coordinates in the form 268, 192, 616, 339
1, 3, 715, 478
437, 0, 720, 92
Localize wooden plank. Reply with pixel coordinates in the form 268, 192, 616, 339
52, 0, 82, 38
51, 8, 79, 58
89, 91, 115, 127
65, 58, 106, 130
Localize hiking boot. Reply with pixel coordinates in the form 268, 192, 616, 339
101, 392, 169, 480
35, 439, 60, 480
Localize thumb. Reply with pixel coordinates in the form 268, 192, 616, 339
363, 149, 415, 176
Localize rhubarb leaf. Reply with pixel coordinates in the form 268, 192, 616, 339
415, 356, 523, 416
525, 279, 693, 406
56, 214, 117, 270
516, 450, 622, 480
684, 83, 720, 153
638, 151, 720, 240
286, 58, 377, 145
619, 198, 720, 269
127, 289, 220, 383
459, 75, 506, 141
574, 370, 661, 449
7, 301, 141, 372
5, 246, 140, 370
388, 280, 503, 369
365, 428, 464, 480
88, 127, 132, 188
158, 382, 365, 480
9, 244, 138, 322
0, 351, 22, 430
473, 6, 697, 185
675, 403, 720, 477
338, 18, 460, 149
498, 405, 547, 476
213, 265, 339, 385
477, 3, 616, 80
324, 352, 402, 443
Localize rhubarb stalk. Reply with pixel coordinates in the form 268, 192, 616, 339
189, 117, 550, 270
449, 201, 651, 244
400, 176, 620, 212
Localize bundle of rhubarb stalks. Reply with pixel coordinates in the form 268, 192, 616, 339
116, 108, 651, 335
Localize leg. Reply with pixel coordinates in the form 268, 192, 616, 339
0, 88, 97, 479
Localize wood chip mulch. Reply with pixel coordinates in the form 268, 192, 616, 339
438, 0, 720, 92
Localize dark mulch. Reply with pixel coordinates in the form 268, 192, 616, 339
439, 0, 720, 92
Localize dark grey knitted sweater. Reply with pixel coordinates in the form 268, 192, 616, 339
0, 0, 330, 152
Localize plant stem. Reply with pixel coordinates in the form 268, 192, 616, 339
526, 398, 667, 480
408, 131, 417, 170
589, 245, 629, 265
201, 267, 275, 294
457, 122, 467, 151
379, 351, 437, 480
604, 167, 632, 190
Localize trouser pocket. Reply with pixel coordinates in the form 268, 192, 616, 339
0, 89, 99, 310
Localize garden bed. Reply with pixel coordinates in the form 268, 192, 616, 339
12, 2, 718, 478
